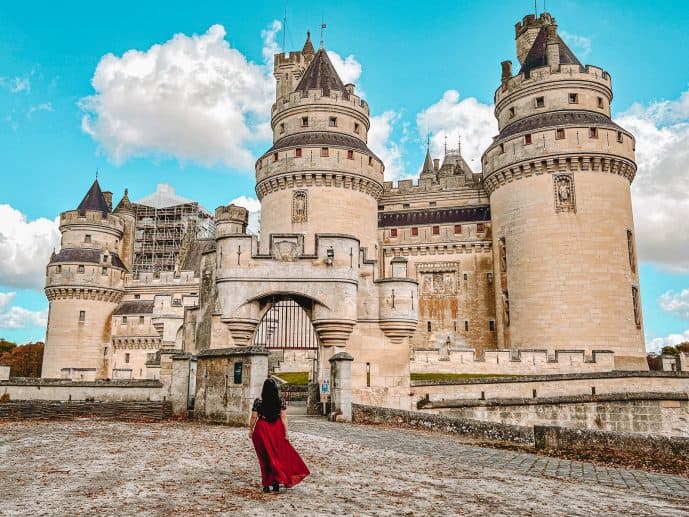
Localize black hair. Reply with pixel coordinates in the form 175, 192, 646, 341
260, 378, 281, 422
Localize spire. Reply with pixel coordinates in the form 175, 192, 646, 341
302, 31, 315, 57
294, 48, 346, 97
421, 147, 434, 176
77, 179, 110, 215
114, 188, 134, 215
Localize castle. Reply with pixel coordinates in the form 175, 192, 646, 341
41, 12, 647, 410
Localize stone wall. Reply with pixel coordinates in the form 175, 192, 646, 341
432, 393, 689, 437
0, 379, 163, 402
411, 348, 614, 375
0, 400, 171, 420
352, 403, 534, 444
410, 372, 689, 405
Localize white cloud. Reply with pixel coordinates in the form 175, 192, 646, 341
647, 328, 689, 354
80, 24, 277, 170
327, 51, 362, 87
27, 102, 53, 118
416, 90, 497, 173
0, 205, 61, 290
659, 289, 689, 322
0, 292, 48, 330
369, 111, 405, 180
0, 76, 31, 94
229, 196, 261, 235
616, 89, 689, 272
559, 30, 592, 59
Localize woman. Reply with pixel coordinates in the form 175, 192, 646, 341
249, 378, 310, 493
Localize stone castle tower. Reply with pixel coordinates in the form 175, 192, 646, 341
482, 13, 645, 369
42, 181, 131, 379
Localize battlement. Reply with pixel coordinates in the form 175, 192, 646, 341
60, 209, 125, 234
495, 63, 611, 105
515, 12, 555, 37
411, 347, 616, 375
382, 173, 483, 197
124, 270, 199, 287
272, 88, 369, 117
274, 51, 308, 68
215, 204, 248, 224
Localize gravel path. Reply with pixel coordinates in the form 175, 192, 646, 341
0, 417, 687, 516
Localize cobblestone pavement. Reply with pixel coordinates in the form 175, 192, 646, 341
0, 418, 687, 516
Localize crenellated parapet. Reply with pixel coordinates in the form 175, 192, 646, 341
60, 209, 125, 235
272, 88, 370, 125
45, 286, 123, 303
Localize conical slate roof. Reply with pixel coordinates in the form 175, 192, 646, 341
420, 148, 435, 176
302, 31, 315, 57
77, 180, 110, 215
519, 25, 581, 77
294, 48, 346, 97
114, 188, 134, 214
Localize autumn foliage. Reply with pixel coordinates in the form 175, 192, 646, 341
0, 340, 44, 378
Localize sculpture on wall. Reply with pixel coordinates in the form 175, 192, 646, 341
292, 190, 308, 223
554, 174, 576, 213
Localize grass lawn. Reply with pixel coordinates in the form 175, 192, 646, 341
411, 372, 516, 382
274, 371, 309, 385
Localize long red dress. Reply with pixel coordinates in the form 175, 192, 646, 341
251, 397, 310, 488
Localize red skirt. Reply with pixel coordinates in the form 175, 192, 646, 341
251, 417, 310, 488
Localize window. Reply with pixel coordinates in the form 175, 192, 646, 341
556, 128, 565, 139
411, 227, 419, 236
508, 107, 515, 118
84, 234, 91, 243
279, 123, 285, 134
499, 143, 505, 154
368, 156, 373, 166
432, 226, 440, 235
402, 203, 410, 209
487, 272, 493, 283
102, 266, 107, 275
103, 347, 108, 357
535, 96, 545, 108
632, 286, 641, 328
273, 152, 278, 162
627, 229, 636, 273
79, 310, 85, 322
589, 127, 598, 139
320, 147, 329, 157
125, 353, 130, 364
295, 148, 302, 157
524, 134, 532, 145
354, 123, 360, 134
102, 255, 108, 263
139, 316, 144, 325
390, 228, 398, 237
568, 93, 578, 104
464, 321, 469, 332
477, 223, 485, 232
427, 321, 431, 332
301, 116, 308, 127
429, 201, 436, 207
597, 97, 604, 109
56, 265, 62, 273
463, 273, 468, 281
454, 224, 462, 234
366, 362, 371, 387
329, 117, 337, 127
122, 316, 127, 324
489, 320, 496, 332
134, 294, 140, 300
617, 131, 623, 143
347, 150, 354, 160
77, 264, 85, 273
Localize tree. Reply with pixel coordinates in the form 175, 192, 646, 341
676, 342, 689, 353
0, 338, 17, 355
660, 345, 680, 356
0, 342, 44, 378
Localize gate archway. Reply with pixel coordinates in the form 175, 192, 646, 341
250, 296, 320, 396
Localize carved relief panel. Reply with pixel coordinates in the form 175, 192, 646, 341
554, 174, 576, 213
292, 190, 308, 223
416, 262, 459, 296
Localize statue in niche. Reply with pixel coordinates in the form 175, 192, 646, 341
502, 289, 510, 326
432, 273, 444, 294
292, 190, 308, 223
554, 174, 576, 212
422, 275, 432, 294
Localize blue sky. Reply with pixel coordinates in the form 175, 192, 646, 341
1, 0, 688, 349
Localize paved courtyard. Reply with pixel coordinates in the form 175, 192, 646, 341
0, 416, 688, 516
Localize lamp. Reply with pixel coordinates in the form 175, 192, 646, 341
326, 246, 335, 265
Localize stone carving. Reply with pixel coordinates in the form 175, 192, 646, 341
420, 271, 456, 295
272, 240, 299, 262
502, 289, 510, 326
292, 190, 308, 223
554, 174, 576, 213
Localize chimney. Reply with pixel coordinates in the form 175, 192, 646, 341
433, 159, 440, 171
103, 191, 113, 212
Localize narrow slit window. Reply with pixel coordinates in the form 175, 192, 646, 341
139, 316, 144, 325
122, 316, 127, 325
79, 310, 85, 322
632, 286, 641, 328
102, 266, 107, 275
597, 97, 604, 109
617, 131, 623, 143
489, 320, 496, 332
279, 123, 285, 133
368, 156, 373, 166
499, 143, 505, 154
125, 353, 130, 364
354, 123, 360, 134
427, 321, 432, 332
273, 152, 278, 162
56, 265, 62, 273
508, 106, 515, 118
464, 321, 469, 332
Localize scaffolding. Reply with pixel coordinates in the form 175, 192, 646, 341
132, 185, 215, 273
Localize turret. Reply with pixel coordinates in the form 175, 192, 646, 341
257, 41, 384, 255
42, 180, 127, 379
482, 12, 645, 369
114, 188, 136, 270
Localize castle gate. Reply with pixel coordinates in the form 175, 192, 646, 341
250, 296, 320, 409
